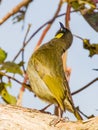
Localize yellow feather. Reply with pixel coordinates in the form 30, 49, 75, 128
55, 33, 64, 39
43, 75, 65, 111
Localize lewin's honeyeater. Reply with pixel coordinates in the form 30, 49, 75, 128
27, 22, 82, 120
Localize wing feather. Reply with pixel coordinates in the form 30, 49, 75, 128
33, 48, 66, 110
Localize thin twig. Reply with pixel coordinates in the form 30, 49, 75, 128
12, 22, 48, 61
21, 24, 31, 72
16, 24, 31, 106
73, 34, 83, 40
0, 71, 23, 85
16, 73, 28, 106
16, 86, 24, 106
0, 0, 32, 25
0, 71, 32, 91
72, 77, 98, 95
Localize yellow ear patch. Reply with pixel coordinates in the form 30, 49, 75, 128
55, 33, 64, 39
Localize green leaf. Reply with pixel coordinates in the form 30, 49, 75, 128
0, 48, 7, 64
78, 0, 96, 8
70, 1, 84, 10
83, 39, 98, 57
0, 61, 23, 75
1, 88, 17, 105
0, 82, 16, 104
70, 0, 95, 10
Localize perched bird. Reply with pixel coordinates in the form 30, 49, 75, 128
27, 22, 82, 120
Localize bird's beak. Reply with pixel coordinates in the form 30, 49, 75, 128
59, 22, 65, 30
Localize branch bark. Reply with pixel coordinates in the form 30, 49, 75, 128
0, 104, 98, 130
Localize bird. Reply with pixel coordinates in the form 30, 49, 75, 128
27, 22, 82, 120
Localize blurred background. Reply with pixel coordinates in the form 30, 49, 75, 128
0, 0, 98, 120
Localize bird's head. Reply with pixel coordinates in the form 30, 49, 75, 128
55, 22, 73, 49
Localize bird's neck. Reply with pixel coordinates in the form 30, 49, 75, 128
51, 38, 72, 55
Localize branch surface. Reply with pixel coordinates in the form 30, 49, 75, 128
0, 104, 98, 130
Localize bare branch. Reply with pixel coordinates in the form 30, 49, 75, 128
21, 24, 31, 72
16, 74, 28, 106
0, 104, 98, 130
72, 77, 98, 95
0, 0, 32, 25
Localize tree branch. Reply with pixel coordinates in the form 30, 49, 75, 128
0, 0, 32, 25
0, 71, 32, 91
0, 104, 98, 130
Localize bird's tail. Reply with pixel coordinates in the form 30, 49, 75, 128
64, 98, 83, 120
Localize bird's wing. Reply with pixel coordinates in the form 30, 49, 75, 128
33, 50, 67, 110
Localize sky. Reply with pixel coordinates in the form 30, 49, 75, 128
0, 0, 98, 120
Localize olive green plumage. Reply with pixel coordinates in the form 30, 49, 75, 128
27, 22, 82, 120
